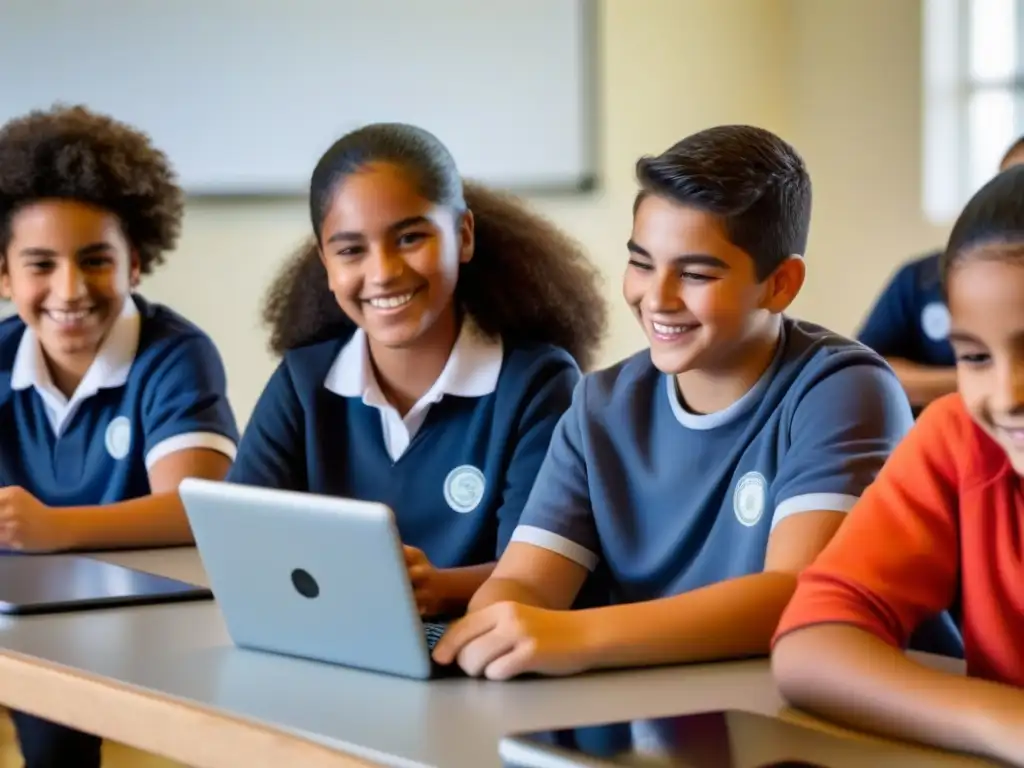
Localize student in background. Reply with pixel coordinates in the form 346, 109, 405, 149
228, 122, 606, 619
0, 106, 238, 766
857, 136, 1024, 412
431, 125, 922, 679
771, 165, 1024, 767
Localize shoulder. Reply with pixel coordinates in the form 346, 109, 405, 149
903, 250, 943, 289
280, 335, 348, 391
499, 341, 580, 385
915, 394, 1007, 487
573, 348, 659, 410
133, 296, 222, 364
773, 319, 911, 425
780, 318, 898, 386
0, 314, 26, 370
873, 250, 942, 299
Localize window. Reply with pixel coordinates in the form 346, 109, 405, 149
923, 0, 1024, 222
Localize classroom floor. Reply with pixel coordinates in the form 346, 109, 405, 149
0, 712, 184, 768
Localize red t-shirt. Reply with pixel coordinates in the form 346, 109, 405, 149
774, 394, 1024, 685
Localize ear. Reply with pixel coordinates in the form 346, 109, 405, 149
128, 249, 142, 288
458, 209, 475, 265
760, 255, 806, 313
315, 240, 336, 291
0, 255, 11, 300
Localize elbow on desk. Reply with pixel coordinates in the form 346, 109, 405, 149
770, 628, 834, 710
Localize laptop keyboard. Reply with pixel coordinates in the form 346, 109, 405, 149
423, 621, 447, 651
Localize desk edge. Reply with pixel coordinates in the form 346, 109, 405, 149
0, 650, 378, 768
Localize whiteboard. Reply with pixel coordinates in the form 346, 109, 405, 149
0, 0, 596, 196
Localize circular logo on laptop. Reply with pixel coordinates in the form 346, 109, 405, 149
443, 465, 486, 514
105, 416, 132, 460
733, 471, 767, 527
921, 301, 951, 341
291, 568, 320, 599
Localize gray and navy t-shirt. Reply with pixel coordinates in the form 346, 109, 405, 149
511, 317, 913, 605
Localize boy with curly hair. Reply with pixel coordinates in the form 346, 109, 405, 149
0, 104, 238, 766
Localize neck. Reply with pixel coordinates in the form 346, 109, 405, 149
368, 307, 460, 417
675, 315, 783, 415
43, 351, 92, 400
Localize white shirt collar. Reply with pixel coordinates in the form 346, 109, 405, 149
324, 317, 504, 403
10, 297, 141, 434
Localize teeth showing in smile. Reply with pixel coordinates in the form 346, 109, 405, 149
48, 309, 92, 324
368, 293, 414, 309
652, 321, 692, 336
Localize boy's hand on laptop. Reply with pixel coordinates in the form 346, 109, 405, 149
431, 601, 591, 679
404, 545, 446, 617
0, 486, 68, 553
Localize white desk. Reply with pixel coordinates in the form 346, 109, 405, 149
0, 548, 993, 767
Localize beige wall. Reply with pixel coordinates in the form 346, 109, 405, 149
141, 0, 946, 426
786, 0, 947, 331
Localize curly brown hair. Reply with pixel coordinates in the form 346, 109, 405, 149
262, 123, 607, 370
0, 104, 183, 273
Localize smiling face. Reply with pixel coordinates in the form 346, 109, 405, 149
317, 162, 473, 351
622, 194, 802, 378
946, 248, 1024, 475
0, 199, 138, 370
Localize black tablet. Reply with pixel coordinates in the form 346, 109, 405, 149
0, 553, 212, 615
499, 710, 955, 768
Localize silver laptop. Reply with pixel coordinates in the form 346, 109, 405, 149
179, 478, 449, 680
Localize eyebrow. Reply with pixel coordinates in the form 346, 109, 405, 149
947, 329, 980, 344
78, 242, 113, 256
18, 242, 113, 258
626, 239, 730, 269
326, 215, 432, 245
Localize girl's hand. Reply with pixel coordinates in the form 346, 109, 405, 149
404, 545, 447, 617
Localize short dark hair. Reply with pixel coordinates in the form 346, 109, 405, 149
264, 122, 607, 369
634, 125, 811, 279
0, 104, 183, 273
941, 164, 1024, 289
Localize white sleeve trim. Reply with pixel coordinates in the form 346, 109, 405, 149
145, 431, 238, 470
771, 492, 859, 530
510, 525, 599, 571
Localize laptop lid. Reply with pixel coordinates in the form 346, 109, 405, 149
179, 478, 434, 679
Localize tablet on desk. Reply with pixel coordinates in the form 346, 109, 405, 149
0, 553, 212, 615
499, 710, 980, 768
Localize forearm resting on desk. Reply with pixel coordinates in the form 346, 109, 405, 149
773, 625, 1024, 766
469, 569, 798, 669
55, 448, 232, 550
56, 491, 195, 550
885, 357, 957, 407
578, 570, 798, 670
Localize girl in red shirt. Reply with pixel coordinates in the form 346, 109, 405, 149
773, 164, 1024, 766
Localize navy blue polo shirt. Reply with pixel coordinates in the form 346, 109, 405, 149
857, 251, 954, 367
227, 321, 580, 570
0, 295, 239, 505
512, 317, 914, 604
